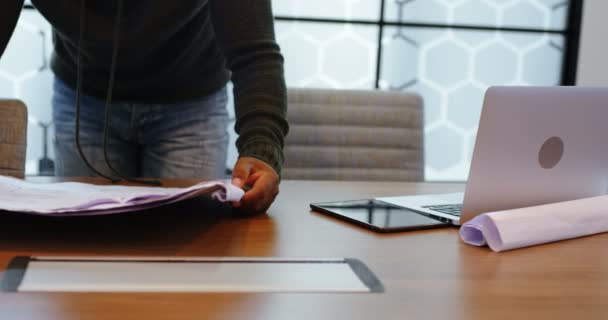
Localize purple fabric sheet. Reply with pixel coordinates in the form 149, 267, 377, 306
0, 176, 244, 216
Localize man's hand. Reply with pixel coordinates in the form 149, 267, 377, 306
231, 157, 280, 215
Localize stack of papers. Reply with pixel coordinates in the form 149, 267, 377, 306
460, 194, 608, 252
0, 176, 244, 216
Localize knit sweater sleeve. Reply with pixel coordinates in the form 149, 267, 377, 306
209, 0, 288, 176
0, 0, 24, 58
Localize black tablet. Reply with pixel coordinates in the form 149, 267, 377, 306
310, 199, 451, 233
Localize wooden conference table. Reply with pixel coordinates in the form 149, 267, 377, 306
0, 178, 607, 320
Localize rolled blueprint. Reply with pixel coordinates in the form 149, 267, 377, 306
460, 194, 608, 252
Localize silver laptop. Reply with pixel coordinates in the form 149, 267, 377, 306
377, 86, 608, 226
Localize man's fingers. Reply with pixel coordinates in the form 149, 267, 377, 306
231, 160, 255, 208
231, 161, 253, 188
245, 170, 264, 186
230, 157, 280, 214
241, 175, 279, 213
241, 174, 273, 203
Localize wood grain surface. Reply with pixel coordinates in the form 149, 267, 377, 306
1, 178, 607, 320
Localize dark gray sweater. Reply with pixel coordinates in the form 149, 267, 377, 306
0, 0, 288, 174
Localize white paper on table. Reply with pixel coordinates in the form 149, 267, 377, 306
460, 194, 608, 252
2, 257, 383, 293
0, 175, 244, 216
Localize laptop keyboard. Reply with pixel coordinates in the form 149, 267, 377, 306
421, 204, 463, 217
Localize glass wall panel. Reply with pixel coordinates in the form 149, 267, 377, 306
0, 10, 54, 175
380, 27, 564, 179
276, 22, 378, 89
272, 0, 381, 21
384, 0, 569, 30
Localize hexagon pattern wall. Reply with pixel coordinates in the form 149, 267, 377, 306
379, 27, 564, 179
2, 1, 569, 180
0, 11, 53, 175
274, 0, 569, 180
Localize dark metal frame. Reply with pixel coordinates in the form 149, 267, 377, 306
274, 0, 584, 87
561, 0, 584, 85
24, 1, 583, 85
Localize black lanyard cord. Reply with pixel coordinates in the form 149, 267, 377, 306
74, 0, 162, 186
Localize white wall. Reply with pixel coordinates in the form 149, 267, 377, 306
576, 0, 608, 85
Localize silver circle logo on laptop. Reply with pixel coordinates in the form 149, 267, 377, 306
538, 136, 564, 169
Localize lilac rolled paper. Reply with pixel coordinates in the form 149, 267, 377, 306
460, 194, 608, 252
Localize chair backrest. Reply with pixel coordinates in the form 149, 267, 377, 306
0, 99, 27, 178
284, 88, 424, 181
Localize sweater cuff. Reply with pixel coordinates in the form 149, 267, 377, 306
238, 140, 284, 177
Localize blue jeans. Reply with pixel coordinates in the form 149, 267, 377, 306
52, 78, 229, 179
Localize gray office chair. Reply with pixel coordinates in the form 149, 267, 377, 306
0, 99, 27, 178
283, 88, 424, 181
